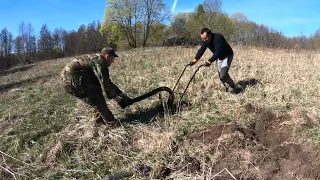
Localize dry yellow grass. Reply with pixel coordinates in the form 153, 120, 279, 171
0, 46, 319, 179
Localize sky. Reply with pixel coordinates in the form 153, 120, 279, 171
0, 0, 319, 38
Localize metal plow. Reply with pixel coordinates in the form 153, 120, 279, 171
127, 63, 204, 114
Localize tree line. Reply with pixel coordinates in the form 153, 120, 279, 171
104, 0, 320, 50
0, 21, 108, 70
1, 0, 320, 70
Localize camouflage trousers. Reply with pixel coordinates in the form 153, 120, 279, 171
62, 81, 115, 123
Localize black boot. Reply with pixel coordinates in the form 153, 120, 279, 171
221, 74, 235, 91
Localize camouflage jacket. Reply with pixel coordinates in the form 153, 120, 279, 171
60, 53, 122, 99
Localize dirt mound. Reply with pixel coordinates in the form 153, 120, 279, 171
188, 124, 242, 144
188, 103, 320, 179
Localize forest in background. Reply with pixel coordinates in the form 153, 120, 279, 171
1, 0, 319, 70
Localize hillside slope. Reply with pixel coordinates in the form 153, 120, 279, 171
0, 46, 320, 179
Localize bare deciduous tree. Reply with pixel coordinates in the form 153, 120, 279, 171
0, 28, 9, 59
0, 28, 14, 69
231, 12, 249, 44
203, 0, 222, 29
171, 13, 189, 38
25, 23, 37, 62
103, 0, 169, 48
38, 24, 53, 60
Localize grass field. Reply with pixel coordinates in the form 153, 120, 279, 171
0, 46, 320, 179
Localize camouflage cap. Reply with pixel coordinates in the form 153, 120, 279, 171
101, 47, 118, 57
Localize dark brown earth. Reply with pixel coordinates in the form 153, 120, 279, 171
185, 103, 320, 180
37, 103, 320, 179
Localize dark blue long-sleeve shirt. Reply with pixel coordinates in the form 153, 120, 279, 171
194, 33, 233, 63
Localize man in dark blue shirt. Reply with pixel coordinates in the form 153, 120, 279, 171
189, 28, 239, 93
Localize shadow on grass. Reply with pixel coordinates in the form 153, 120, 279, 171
119, 101, 191, 124
0, 64, 36, 76
0, 74, 53, 93
119, 105, 164, 124
237, 78, 262, 92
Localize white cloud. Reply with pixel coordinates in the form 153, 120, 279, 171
171, 0, 178, 13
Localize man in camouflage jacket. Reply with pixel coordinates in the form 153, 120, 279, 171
60, 47, 132, 126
